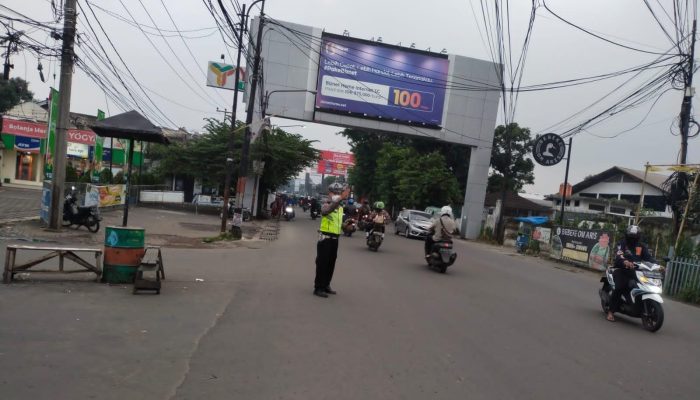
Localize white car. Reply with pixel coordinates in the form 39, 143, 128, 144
395, 209, 433, 239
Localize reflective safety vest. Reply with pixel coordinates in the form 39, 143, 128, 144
320, 207, 343, 235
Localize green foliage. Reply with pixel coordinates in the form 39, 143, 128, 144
0, 77, 34, 113
113, 171, 125, 184
65, 165, 78, 183
678, 281, 700, 304
341, 128, 468, 208
251, 126, 319, 194
527, 239, 541, 255
487, 123, 535, 193
480, 226, 495, 242
99, 168, 113, 184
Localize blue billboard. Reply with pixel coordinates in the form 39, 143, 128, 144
315, 34, 449, 127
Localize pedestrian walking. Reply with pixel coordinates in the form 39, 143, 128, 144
313, 182, 350, 298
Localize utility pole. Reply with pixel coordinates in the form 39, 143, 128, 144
2, 31, 19, 80
49, 0, 77, 230
218, 1, 247, 234
679, 19, 697, 165
237, 3, 266, 227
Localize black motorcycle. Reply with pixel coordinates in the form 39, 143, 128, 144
366, 222, 384, 251
426, 239, 457, 273
310, 208, 320, 220
62, 189, 101, 232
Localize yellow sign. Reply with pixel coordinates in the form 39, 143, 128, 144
98, 185, 125, 207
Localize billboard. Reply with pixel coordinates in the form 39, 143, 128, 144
317, 160, 351, 176
320, 150, 355, 165
315, 33, 449, 127
550, 227, 613, 271
207, 62, 245, 91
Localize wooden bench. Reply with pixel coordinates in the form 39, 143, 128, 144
133, 246, 165, 294
3, 245, 103, 284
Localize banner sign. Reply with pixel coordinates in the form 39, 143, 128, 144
206, 62, 246, 91
98, 185, 126, 207
550, 226, 612, 271
66, 129, 96, 145
45, 87, 59, 180
317, 160, 351, 176
67, 142, 89, 158
320, 150, 355, 165
92, 109, 105, 183
2, 118, 46, 139
40, 180, 51, 224
14, 136, 41, 153
315, 33, 449, 126
532, 227, 551, 244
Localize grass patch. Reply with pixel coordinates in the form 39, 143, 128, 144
203, 231, 241, 243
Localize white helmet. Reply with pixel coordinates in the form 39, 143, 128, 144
440, 205, 453, 218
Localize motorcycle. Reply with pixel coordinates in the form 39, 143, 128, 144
62, 187, 101, 233
283, 205, 295, 221
425, 239, 457, 273
342, 217, 357, 237
599, 261, 665, 332
220, 202, 252, 221
366, 222, 384, 251
310, 208, 320, 220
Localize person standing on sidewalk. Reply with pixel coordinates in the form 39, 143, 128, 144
313, 182, 351, 298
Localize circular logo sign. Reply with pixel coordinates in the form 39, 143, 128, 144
533, 133, 566, 166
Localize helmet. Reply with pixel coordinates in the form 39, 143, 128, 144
626, 225, 641, 240
374, 201, 385, 210
348, 198, 354, 205
328, 182, 344, 194
440, 205, 453, 218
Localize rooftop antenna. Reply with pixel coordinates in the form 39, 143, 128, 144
343, 30, 350, 37
410, 43, 415, 48
377, 36, 383, 42
440, 48, 447, 54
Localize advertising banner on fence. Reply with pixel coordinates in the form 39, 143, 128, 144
550, 226, 612, 271
98, 185, 126, 207
533, 227, 551, 244
315, 33, 449, 126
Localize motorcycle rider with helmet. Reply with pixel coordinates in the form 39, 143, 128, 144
425, 206, 457, 258
366, 201, 391, 237
313, 182, 351, 298
607, 224, 656, 322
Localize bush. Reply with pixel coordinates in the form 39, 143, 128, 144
113, 171, 125, 184
99, 168, 112, 184
678, 281, 700, 304
480, 226, 494, 241
527, 240, 541, 255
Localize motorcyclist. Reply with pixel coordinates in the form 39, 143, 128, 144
607, 225, 656, 322
366, 201, 391, 237
310, 197, 320, 213
343, 198, 358, 221
425, 206, 457, 258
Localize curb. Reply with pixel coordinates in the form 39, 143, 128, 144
0, 216, 40, 225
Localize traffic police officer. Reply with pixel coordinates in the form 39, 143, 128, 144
314, 182, 350, 298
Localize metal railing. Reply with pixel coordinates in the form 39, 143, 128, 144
664, 257, 700, 297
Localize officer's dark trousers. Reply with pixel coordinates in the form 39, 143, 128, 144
315, 238, 338, 290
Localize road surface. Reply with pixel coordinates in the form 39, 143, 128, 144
173, 214, 700, 400
1, 210, 699, 400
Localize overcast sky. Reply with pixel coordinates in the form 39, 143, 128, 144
3, 0, 698, 194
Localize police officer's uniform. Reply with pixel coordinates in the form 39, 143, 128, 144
314, 205, 343, 294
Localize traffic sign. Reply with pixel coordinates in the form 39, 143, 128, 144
533, 133, 566, 166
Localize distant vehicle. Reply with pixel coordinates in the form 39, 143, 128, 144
395, 209, 433, 239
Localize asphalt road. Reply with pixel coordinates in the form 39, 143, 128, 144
172, 213, 700, 400
2, 210, 699, 400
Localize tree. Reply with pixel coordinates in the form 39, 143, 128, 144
0, 77, 34, 113
487, 123, 535, 193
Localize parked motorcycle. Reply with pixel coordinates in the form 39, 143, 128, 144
599, 261, 665, 332
342, 217, 357, 237
426, 239, 457, 273
62, 187, 101, 233
220, 201, 251, 221
366, 223, 384, 251
283, 205, 295, 221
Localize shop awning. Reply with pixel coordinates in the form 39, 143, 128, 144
514, 216, 549, 225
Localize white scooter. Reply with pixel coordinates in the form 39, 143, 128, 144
599, 261, 665, 332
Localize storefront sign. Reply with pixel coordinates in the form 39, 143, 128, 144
67, 129, 96, 145
98, 185, 125, 207
1, 118, 46, 139
550, 226, 612, 271
67, 142, 89, 158
14, 136, 41, 153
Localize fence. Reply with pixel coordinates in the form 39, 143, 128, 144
664, 257, 700, 297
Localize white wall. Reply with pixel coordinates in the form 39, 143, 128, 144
581, 181, 663, 197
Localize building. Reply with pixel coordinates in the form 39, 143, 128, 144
0, 101, 144, 187
547, 166, 673, 221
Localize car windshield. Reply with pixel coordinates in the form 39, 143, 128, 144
410, 212, 432, 221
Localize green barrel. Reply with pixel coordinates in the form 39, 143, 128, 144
102, 226, 146, 284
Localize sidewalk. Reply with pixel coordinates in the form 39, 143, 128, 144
0, 205, 271, 248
